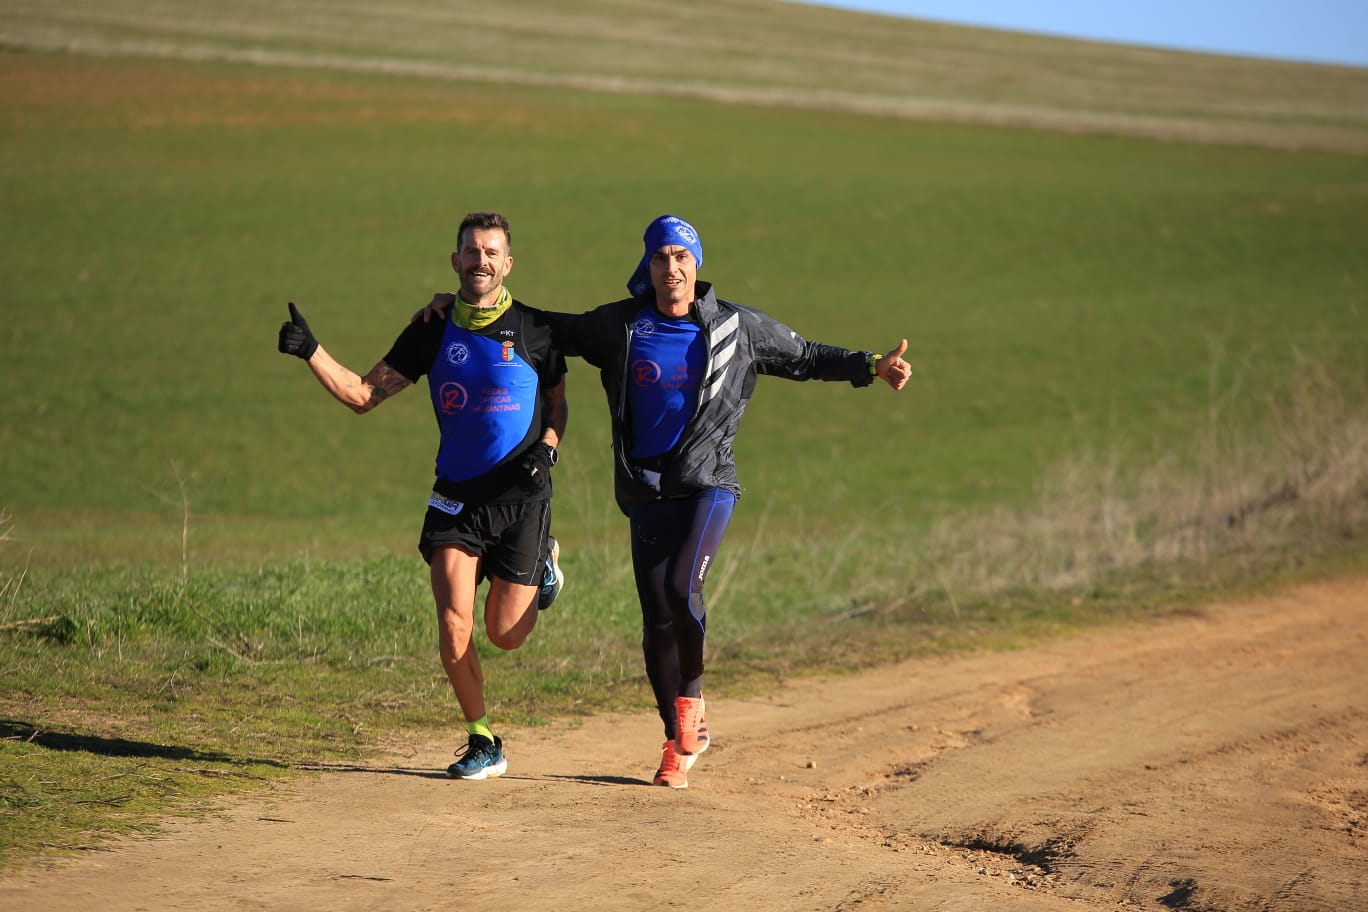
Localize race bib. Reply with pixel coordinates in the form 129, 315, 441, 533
428, 492, 465, 516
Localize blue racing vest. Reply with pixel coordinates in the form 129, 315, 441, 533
628, 305, 706, 459
427, 320, 539, 483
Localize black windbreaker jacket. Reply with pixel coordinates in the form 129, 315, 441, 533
547, 282, 876, 513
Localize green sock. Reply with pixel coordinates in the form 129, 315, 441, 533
467, 715, 494, 742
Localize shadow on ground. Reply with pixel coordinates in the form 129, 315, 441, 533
0, 719, 289, 769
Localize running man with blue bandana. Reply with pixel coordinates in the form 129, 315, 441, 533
422, 214, 911, 788
278, 211, 567, 781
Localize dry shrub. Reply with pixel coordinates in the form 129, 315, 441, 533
1, 511, 26, 622
924, 354, 1368, 597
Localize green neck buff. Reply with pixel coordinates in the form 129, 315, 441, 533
454, 287, 512, 330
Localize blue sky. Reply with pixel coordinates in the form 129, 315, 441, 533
804, 1, 1368, 68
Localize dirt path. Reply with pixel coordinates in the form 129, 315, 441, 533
3, 579, 1365, 911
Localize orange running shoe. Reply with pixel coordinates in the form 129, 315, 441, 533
653, 739, 690, 789
673, 695, 709, 757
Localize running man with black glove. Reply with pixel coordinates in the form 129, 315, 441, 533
278, 211, 567, 780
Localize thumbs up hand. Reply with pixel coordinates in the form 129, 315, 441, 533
278, 302, 319, 361
876, 338, 911, 391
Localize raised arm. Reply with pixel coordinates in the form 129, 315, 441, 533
278, 302, 411, 414
413, 293, 454, 324
306, 349, 412, 415
413, 294, 618, 369
749, 307, 910, 391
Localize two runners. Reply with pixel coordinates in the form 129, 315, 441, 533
425, 214, 911, 790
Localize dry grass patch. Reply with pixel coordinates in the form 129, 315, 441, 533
924, 354, 1368, 597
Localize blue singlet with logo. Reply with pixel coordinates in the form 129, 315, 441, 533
427, 321, 538, 482
627, 306, 706, 460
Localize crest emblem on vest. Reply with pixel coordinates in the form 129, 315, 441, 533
501, 341, 515, 362
444, 342, 470, 366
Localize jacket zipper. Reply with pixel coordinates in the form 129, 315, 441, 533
615, 320, 634, 477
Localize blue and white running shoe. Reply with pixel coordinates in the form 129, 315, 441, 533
538, 535, 564, 611
448, 734, 507, 780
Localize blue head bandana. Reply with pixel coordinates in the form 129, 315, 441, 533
626, 215, 703, 297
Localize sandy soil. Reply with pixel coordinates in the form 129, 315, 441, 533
3, 578, 1365, 911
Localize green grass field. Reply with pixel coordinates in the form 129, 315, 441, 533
2, 5, 1367, 866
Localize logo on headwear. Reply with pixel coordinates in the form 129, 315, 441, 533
501, 340, 515, 362
444, 342, 470, 366
670, 220, 698, 246
438, 381, 468, 414
633, 319, 656, 336
632, 359, 661, 387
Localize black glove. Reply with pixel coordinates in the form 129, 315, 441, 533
520, 442, 558, 479
278, 302, 318, 360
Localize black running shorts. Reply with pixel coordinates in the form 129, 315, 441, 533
418, 496, 551, 587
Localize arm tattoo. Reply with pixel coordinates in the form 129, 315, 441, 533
362, 361, 411, 409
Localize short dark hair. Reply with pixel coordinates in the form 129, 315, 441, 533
457, 211, 511, 250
